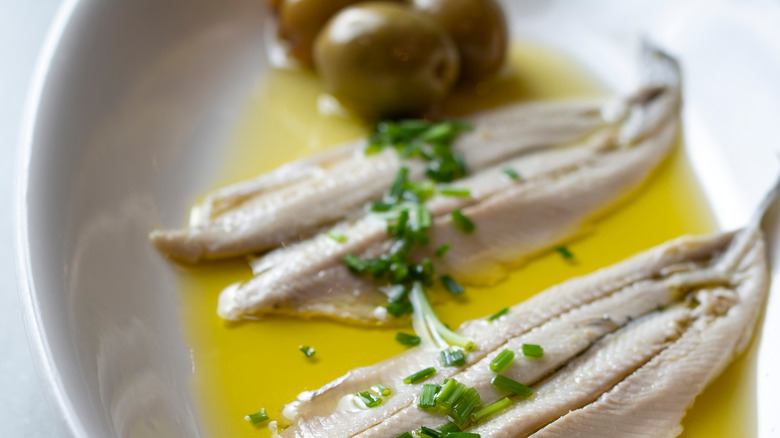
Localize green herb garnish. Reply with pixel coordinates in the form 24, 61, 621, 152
372, 384, 392, 396
487, 307, 509, 322
439, 187, 471, 198
245, 408, 269, 424
435, 243, 451, 258
470, 397, 512, 424
556, 246, 574, 260
503, 168, 521, 180
522, 343, 544, 358
404, 366, 437, 384
441, 275, 465, 295
418, 383, 440, 408
489, 349, 515, 373
299, 345, 315, 358
327, 230, 347, 243
443, 432, 481, 438
396, 332, 422, 346
440, 348, 466, 367
356, 391, 382, 408
451, 209, 475, 234
491, 375, 533, 397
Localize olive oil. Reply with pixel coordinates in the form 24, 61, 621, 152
177, 42, 755, 438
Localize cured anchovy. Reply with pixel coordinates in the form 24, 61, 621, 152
273, 219, 769, 437
217, 48, 681, 322
150, 102, 604, 263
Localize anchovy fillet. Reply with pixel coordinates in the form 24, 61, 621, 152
274, 223, 768, 438
216, 48, 681, 322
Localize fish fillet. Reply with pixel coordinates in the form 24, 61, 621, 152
217, 47, 681, 322
273, 221, 768, 438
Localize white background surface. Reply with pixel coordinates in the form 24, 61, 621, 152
1, 1, 64, 437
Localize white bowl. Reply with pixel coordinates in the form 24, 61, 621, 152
16, 0, 780, 436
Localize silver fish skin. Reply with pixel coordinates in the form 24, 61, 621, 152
217, 48, 681, 322
274, 228, 764, 437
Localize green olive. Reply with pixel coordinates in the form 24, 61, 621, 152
409, 0, 508, 83
314, 2, 460, 119
278, 0, 365, 65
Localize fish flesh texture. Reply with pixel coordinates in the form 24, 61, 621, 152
150, 102, 604, 263
216, 47, 682, 322
149, 47, 673, 264
273, 218, 769, 437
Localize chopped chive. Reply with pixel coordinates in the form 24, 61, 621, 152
342, 254, 368, 272
435, 243, 451, 258
416, 205, 433, 230
245, 408, 269, 424
439, 187, 471, 198
439, 422, 460, 433
386, 300, 413, 317
491, 375, 533, 398
417, 426, 443, 438
442, 433, 481, 438
404, 367, 437, 384
394, 433, 413, 438
502, 168, 521, 181
356, 391, 382, 408
555, 246, 574, 260
440, 348, 466, 367
470, 397, 512, 424
418, 383, 440, 408
487, 307, 509, 322
435, 379, 467, 409
441, 275, 465, 295
389, 167, 410, 200
450, 387, 481, 425
489, 349, 515, 373
451, 209, 475, 234
522, 343, 544, 358
299, 345, 316, 357
327, 230, 347, 243
372, 384, 392, 396
396, 332, 421, 346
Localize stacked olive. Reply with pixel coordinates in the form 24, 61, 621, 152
275, 0, 508, 119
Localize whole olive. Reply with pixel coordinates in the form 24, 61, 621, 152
409, 0, 508, 83
278, 0, 365, 65
314, 2, 460, 119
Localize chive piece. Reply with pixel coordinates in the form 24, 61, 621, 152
356, 391, 382, 408
487, 307, 509, 322
470, 397, 512, 424
404, 367, 437, 384
503, 168, 520, 181
489, 349, 515, 373
373, 384, 392, 396
327, 230, 347, 243
435, 379, 466, 409
435, 243, 451, 258
418, 426, 443, 438
418, 383, 440, 408
394, 433, 413, 438
450, 387, 481, 425
299, 345, 316, 357
245, 408, 269, 424
439, 187, 471, 198
522, 343, 544, 358
396, 332, 421, 346
451, 209, 475, 234
442, 433, 481, 438
441, 275, 465, 295
491, 375, 533, 397
416, 205, 432, 230
439, 422, 460, 433
440, 348, 466, 367
390, 167, 410, 200
386, 300, 413, 317
342, 254, 368, 272
556, 246, 574, 260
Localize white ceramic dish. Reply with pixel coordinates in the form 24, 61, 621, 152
16, 0, 780, 437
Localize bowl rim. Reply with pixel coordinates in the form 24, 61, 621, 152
15, 0, 84, 436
